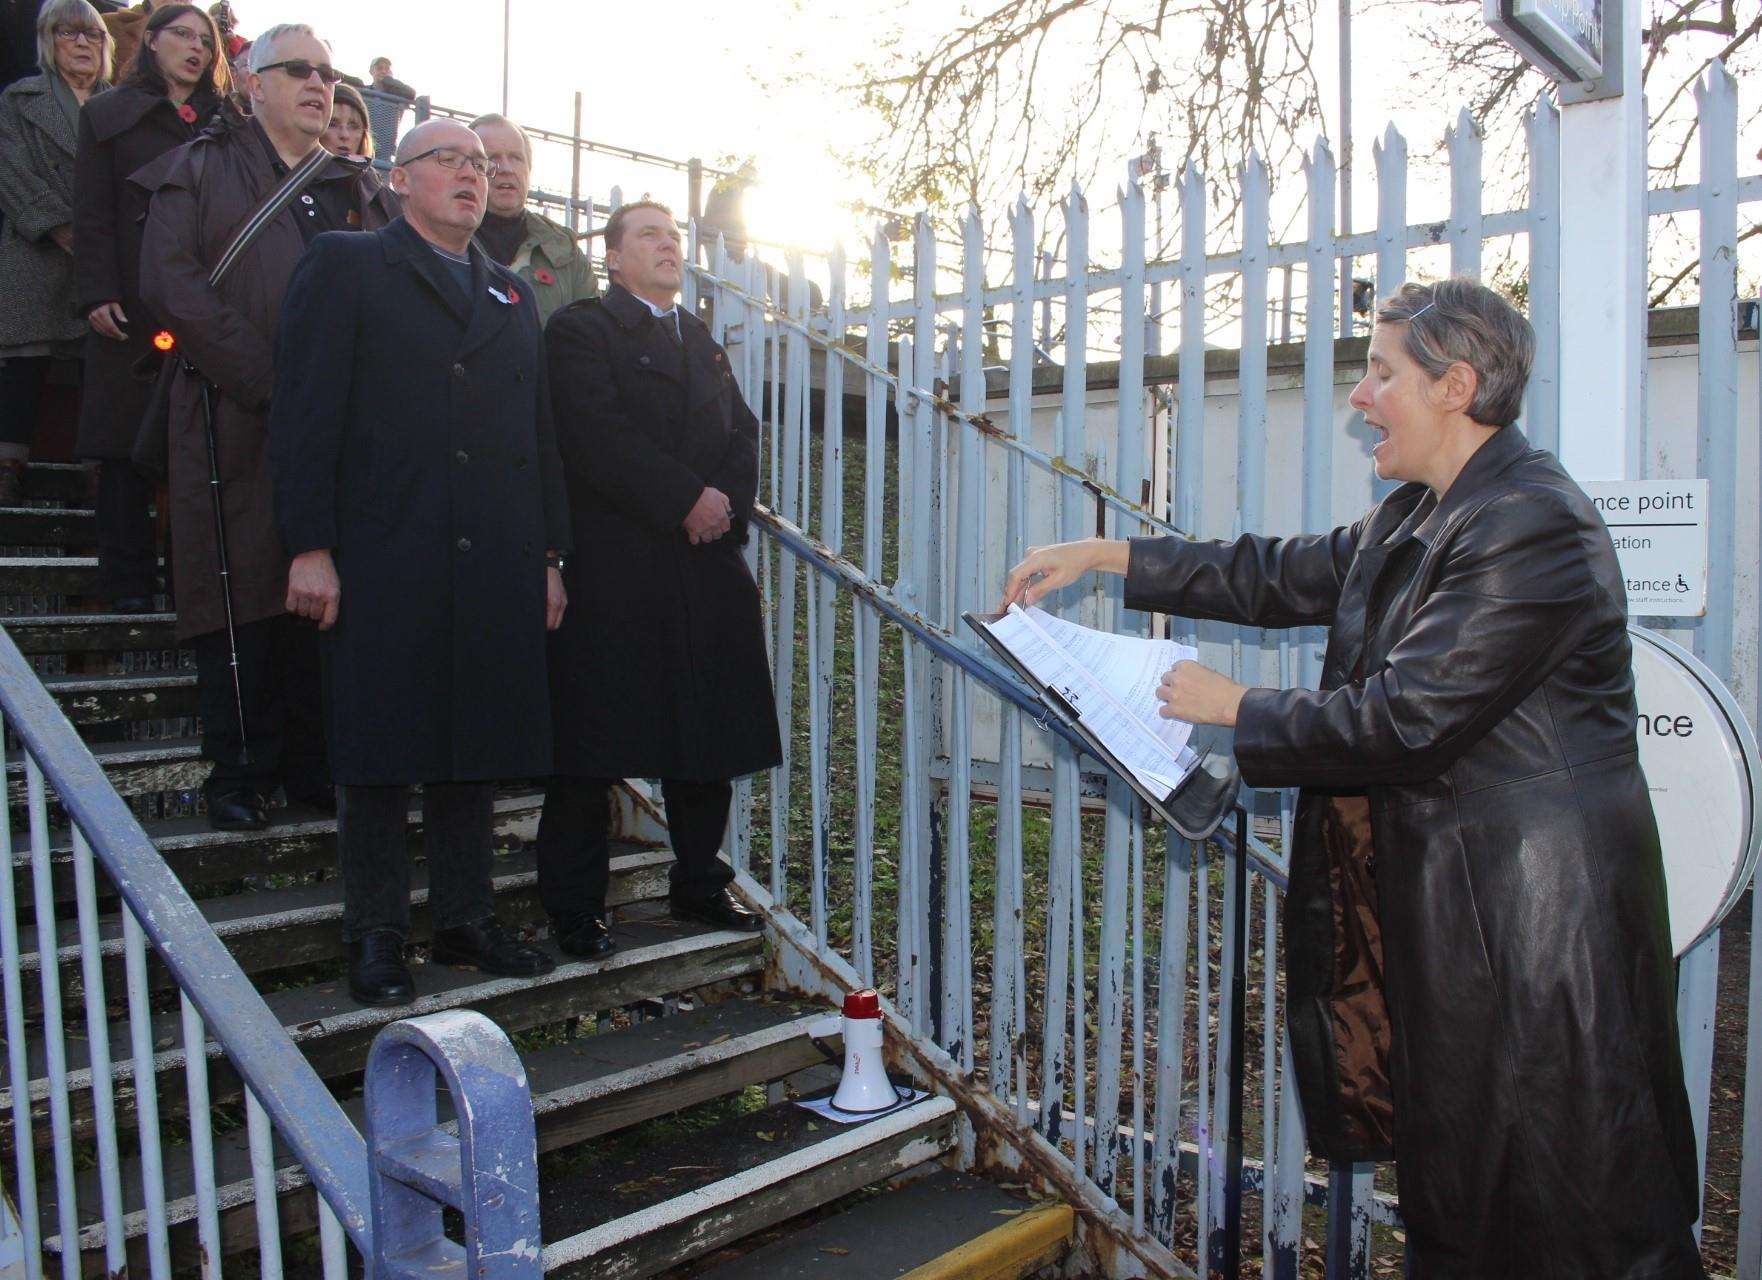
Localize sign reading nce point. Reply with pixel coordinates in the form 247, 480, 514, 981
1485, 0, 1606, 84
1584, 479, 1709, 619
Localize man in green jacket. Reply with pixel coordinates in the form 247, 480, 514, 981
469, 112, 597, 323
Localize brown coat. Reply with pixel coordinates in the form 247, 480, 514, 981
136, 114, 396, 641
100, 6, 149, 79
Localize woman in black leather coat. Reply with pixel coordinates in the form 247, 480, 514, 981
1005, 278, 1704, 1278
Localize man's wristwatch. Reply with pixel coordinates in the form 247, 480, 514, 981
545, 552, 565, 571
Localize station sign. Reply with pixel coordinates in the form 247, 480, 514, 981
1485, 0, 1606, 83
1583, 478, 1709, 618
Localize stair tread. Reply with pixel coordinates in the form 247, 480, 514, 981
7, 918, 764, 1102
540, 1093, 959, 1264
5, 735, 200, 775
44, 995, 822, 1246
14, 844, 671, 970
693, 1168, 1047, 1280
41, 671, 194, 691
1, 612, 175, 626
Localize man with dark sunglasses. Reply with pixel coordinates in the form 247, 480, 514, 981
135, 21, 397, 832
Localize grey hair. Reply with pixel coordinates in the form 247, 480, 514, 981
468, 112, 532, 163
1375, 277, 1535, 429
247, 23, 319, 74
36, 0, 112, 82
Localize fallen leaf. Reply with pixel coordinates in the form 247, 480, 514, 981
819, 1247, 850, 1256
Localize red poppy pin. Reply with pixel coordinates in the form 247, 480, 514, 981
534, 267, 556, 286
345, 209, 361, 226
508, 286, 521, 305
176, 103, 197, 124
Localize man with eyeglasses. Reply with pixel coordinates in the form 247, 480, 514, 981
136, 22, 396, 834
269, 118, 570, 1007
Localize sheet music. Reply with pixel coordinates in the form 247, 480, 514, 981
983, 604, 1200, 797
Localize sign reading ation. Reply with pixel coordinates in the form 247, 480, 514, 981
1583, 479, 1709, 618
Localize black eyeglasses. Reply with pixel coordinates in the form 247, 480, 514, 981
400, 147, 500, 179
259, 59, 343, 85
53, 25, 104, 44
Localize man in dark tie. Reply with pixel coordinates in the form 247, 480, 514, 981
539, 200, 780, 957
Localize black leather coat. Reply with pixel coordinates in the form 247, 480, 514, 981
1124, 424, 1705, 1278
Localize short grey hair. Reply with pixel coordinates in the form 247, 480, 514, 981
1376, 277, 1534, 429
248, 22, 319, 74
36, 0, 113, 81
468, 112, 532, 163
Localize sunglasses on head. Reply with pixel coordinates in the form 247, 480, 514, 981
259, 59, 343, 85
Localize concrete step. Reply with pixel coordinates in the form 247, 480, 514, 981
4, 736, 203, 804
43, 995, 831, 1272
0, 507, 96, 550
694, 1168, 1072, 1280
13, 790, 550, 902
17, 463, 94, 507
15, 844, 675, 1015
41, 669, 198, 725
541, 1093, 960, 1280
5, 915, 766, 1152
0, 557, 164, 599
2, 612, 180, 656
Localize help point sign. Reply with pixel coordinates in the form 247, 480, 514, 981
1583, 479, 1709, 618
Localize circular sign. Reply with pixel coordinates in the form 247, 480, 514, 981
1629, 627, 1762, 955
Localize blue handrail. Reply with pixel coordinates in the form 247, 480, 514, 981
0, 625, 375, 1253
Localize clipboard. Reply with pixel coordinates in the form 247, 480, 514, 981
963, 610, 1241, 841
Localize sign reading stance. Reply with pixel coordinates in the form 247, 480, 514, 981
1485, 0, 1606, 83
1583, 479, 1709, 618
1630, 628, 1761, 955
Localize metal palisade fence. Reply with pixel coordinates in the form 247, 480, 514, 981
694, 66, 1762, 1279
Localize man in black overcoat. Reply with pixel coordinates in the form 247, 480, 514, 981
269, 119, 569, 1006
540, 199, 781, 957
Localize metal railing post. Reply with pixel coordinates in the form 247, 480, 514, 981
366, 1011, 541, 1280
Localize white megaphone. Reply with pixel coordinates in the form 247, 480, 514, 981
830, 989, 897, 1114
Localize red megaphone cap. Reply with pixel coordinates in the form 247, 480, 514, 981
842, 989, 880, 1019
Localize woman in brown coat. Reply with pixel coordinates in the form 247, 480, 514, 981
1005, 278, 1704, 1278
72, 1, 227, 608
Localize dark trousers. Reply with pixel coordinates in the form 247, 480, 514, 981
338, 781, 496, 941
536, 776, 734, 923
0, 355, 49, 451
94, 457, 157, 599
192, 614, 328, 796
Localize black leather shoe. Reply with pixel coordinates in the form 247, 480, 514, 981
431, 919, 556, 977
348, 931, 415, 1007
111, 595, 155, 614
205, 787, 268, 832
670, 888, 762, 932
551, 915, 616, 959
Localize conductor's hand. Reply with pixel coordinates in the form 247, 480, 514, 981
545, 566, 567, 631
1156, 660, 1247, 728
287, 549, 340, 630
684, 485, 733, 545
87, 301, 127, 341
1001, 538, 1128, 610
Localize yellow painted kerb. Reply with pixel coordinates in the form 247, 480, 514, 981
898, 1202, 1075, 1280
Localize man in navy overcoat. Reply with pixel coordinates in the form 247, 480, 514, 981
269, 119, 571, 1006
